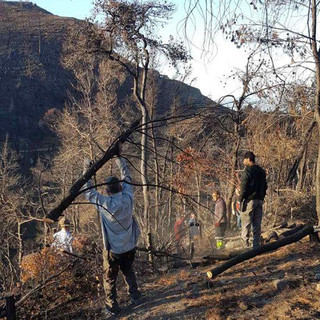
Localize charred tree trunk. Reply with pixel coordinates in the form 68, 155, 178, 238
286, 119, 315, 186
226, 136, 240, 228
311, 0, 320, 224
168, 137, 174, 228
296, 148, 307, 191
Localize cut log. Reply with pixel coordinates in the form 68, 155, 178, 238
207, 225, 315, 279
46, 119, 140, 221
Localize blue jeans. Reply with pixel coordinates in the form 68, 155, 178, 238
241, 199, 263, 249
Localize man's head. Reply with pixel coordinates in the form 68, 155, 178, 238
59, 217, 70, 230
106, 176, 122, 194
243, 151, 255, 166
212, 190, 221, 202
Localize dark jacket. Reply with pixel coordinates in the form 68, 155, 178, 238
240, 164, 267, 202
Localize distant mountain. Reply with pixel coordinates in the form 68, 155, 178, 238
0, 1, 214, 163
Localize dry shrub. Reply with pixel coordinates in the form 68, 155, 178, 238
21, 248, 61, 284
19, 236, 102, 319
265, 189, 316, 227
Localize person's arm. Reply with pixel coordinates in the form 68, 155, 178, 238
239, 168, 250, 202
264, 169, 268, 196
83, 178, 107, 208
82, 159, 108, 210
115, 156, 133, 200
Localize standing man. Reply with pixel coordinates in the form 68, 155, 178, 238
212, 190, 227, 250
83, 144, 141, 316
240, 151, 268, 249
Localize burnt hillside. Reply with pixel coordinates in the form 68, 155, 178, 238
0, 1, 212, 161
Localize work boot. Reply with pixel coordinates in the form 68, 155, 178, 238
103, 306, 120, 318
242, 239, 250, 249
131, 292, 142, 306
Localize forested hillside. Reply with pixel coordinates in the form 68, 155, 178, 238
0, 1, 210, 166
1, 0, 320, 319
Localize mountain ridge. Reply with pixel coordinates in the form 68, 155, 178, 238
0, 1, 213, 164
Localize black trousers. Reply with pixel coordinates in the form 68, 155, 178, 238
216, 222, 227, 237
102, 248, 140, 309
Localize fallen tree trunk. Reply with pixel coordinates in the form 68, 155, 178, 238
202, 251, 247, 261
46, 119, 140, 222
207, 225, 315, 279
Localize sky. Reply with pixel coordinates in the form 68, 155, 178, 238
23, 0, 250, 100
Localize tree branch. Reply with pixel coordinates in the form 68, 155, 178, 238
45, 119, 141, 221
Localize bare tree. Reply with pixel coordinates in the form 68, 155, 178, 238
83, 0, 190, 234
183, 0, 320, 222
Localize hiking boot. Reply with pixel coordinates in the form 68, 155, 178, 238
103, 306, 120, 318
131, 293, 142, 306
242, 239, 250, 248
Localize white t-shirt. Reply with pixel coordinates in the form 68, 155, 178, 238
52, 229, 74, 253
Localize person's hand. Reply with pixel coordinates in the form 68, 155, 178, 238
215, 221, 220, 228
83, 158, 92, 170
114, 142, 122, 157
232, 209, 236, 216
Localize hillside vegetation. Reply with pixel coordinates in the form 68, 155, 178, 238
1, 0, 320, 319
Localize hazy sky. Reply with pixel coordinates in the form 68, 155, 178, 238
26, 0, 248, 99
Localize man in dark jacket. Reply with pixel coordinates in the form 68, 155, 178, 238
240, 151, 267, 249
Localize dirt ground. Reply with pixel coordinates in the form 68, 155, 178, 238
111, 238, 320, 320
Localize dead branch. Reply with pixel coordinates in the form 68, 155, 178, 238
61, 250, 88, 260
137, 246, 187, 260
46, 119, 141, 222
207, 225, 315, 279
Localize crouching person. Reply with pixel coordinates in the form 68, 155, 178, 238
83, 145, 141, 317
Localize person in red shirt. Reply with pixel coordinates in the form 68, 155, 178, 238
174, 215, 186, 255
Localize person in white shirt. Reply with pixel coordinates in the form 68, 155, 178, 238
52, 217, 74, 253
